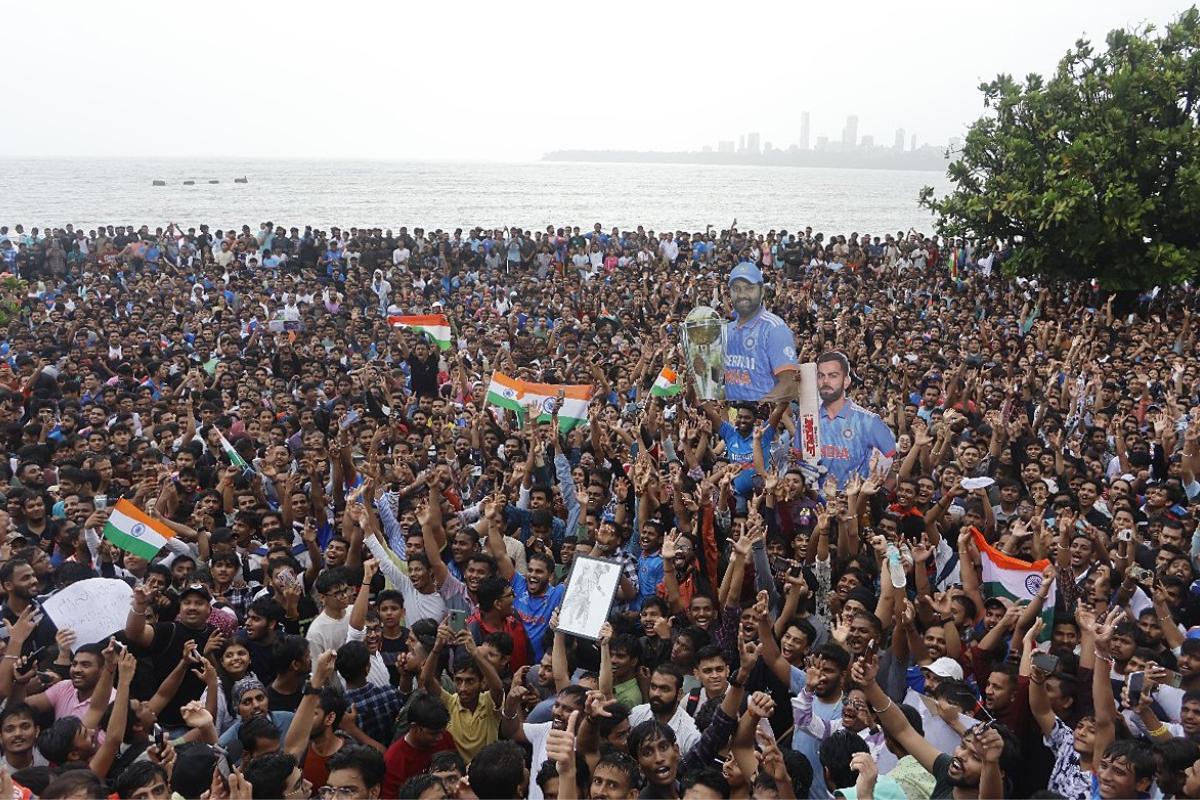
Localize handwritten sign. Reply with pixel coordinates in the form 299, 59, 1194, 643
41, 578, 132, 646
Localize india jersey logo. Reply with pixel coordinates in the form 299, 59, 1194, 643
744, 336, 756, 349
1025, 574, 1043, 595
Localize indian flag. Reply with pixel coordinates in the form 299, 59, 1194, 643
650, 367, 681, 398
104, 499, 175, 560
485, 372, 591, 432
218, 431, 251, 471
388, 314, 452, 350
970, 527, 1054, 640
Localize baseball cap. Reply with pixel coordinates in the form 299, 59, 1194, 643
178, 584, 212, 603
983, 596, 1013, 611
728, 263, 764, 285
925, 657, 965, 681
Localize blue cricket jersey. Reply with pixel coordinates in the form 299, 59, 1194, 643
817, 399, 898, 486
723, 309, 798, 402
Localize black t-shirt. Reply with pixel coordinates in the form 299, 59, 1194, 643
267, 684, 302, 713
405, 353, 440, 398
138, 621, 215, 726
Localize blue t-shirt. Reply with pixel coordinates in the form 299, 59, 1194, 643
724, 310, 798, 401
636, 553, 663, 612
512, 572, 565, 663
816, 399, 898, 487
719, 422, 775, 496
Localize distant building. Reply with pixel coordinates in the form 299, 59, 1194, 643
815, 135, 829, 152
894, 128, 905, 150
718, 140, 734, 154
702, 145, 712, 153
738, 135, 745, 152
800, 111, 811, 150
910, 133, 917, 151
746, 132, 761, 155
842, 115, 859, 150
860, 135, 874, 148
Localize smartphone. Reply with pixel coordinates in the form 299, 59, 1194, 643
1127, 671, 1146, 706
1032, 652, 1060, 674
153, 723, 167, 751
338, 409, 361, 430
448, 609, 468, 634
1152, 667, 1185, 689
1117, 529, 1133, 542
1129, 565, 1154, 585
94, 495, 107, 510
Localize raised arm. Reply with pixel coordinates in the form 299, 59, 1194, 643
124, 584, 157, 648
284, 650, 337, 759
853, 648, 944, 774
1091, 607, 1127, 763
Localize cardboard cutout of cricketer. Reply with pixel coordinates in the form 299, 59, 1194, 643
813, 351, 897, 486
723, 263, 799, 402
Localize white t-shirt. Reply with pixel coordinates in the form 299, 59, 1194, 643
306, 610, 350, 663
524, 721, 552, 800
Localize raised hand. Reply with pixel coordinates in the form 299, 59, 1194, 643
1094, 607, 1126, 657
661, 529, 681, 559
746, 691, 776, 719
181, 700, 215, 730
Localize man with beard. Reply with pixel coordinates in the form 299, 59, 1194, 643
814, 350, 897, 486
703, 403, 773, 510
124, 582, 217, 730
627, 663, 701, 755
855, 647, 1022, 798
500, 684, 587, 800
722, 262, 798, 402
0, 558, 57, 654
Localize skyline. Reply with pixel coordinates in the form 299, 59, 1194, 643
1, 1, 1193, 162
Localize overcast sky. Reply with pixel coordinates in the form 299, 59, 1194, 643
3, 0, 1192, 161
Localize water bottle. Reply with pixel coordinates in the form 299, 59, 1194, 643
886, 544, 907, 589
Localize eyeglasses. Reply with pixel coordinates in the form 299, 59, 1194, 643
316, 787, 357, 800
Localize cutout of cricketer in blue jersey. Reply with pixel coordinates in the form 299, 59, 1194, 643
723, 262, 799, 401
815, 350, 897, 486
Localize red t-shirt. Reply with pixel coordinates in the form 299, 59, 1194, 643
381, 731, 457, 799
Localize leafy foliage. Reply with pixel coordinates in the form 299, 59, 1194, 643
920, 8, 1200, 289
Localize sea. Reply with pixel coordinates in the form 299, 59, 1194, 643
0, 158, 948, 236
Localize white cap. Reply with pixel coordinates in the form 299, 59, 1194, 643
926, 657, 964, 681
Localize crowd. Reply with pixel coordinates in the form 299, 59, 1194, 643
0, 219, 1195, 800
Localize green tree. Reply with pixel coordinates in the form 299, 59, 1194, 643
920, 8, 1200, 289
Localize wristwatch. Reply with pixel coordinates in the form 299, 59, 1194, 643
302, 682, 322, 696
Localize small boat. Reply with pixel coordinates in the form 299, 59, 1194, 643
233, 177, 248, 184
183, 180, 195, 186
208, 180, 220, 184
152, 180, 166, 186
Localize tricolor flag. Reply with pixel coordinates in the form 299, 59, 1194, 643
218, 431, 251, 471
388, 314, 452, 350
485, 372, 591, 432
650, 367, 681, 398
103, 499, 175, 560
971, 527, 1054, 640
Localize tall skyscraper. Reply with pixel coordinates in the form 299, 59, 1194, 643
894, 128, 905, 150
842, 115, 859, 150
910, 133, 917, 151
746, 132, 761, 155
738, 134, 745, 152
800, 112, 811, 150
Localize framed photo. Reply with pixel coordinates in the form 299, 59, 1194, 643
557, 555, 622, 641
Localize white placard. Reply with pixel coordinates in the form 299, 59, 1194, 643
961, 477, 995, 491
41, 578, 132, 646
557, 555, 622, 641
